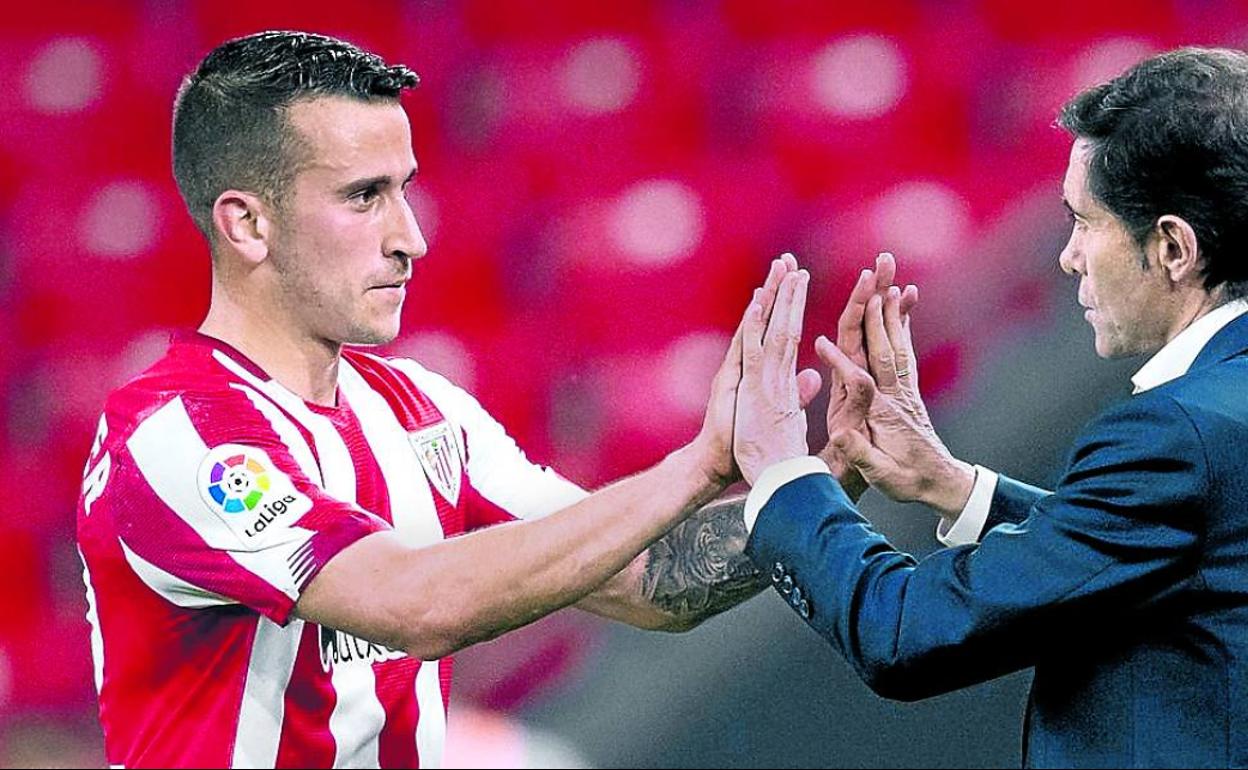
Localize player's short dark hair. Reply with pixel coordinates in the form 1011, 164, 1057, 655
1059, 47, 1248, 300
172, 31, 419, 240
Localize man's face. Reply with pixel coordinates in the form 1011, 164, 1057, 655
268, 96, 426, 347
1058, 139, 1172, 359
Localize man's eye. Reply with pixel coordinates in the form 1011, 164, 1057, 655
354, 188, 380, 204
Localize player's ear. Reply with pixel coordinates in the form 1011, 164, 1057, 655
211, 190, 275, 266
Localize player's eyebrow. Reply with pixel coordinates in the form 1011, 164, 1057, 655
336, 168, 418, 197
337, 174, 390, 196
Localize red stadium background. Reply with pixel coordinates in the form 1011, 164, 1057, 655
0, 1, 1241, 766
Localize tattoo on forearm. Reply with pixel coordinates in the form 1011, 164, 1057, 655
640, 497, 768, 624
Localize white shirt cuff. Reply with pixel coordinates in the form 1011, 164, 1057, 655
935, 465, 998, 547
743, 456, 832, 534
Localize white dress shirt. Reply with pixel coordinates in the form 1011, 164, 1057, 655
743, 299, 1248, 540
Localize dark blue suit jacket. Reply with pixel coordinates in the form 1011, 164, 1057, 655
746, 313, 1248, 768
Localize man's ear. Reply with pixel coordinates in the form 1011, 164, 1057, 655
1154, 214, 1202, 286
211, 190, 274, 266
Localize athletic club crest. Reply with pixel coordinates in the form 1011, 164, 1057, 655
408, 422, 463, 506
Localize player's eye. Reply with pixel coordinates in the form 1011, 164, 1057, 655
351, 186, 382, 206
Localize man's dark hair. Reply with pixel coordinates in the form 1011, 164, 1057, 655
172, 31, 419, 240
1059, 47, 1248, 300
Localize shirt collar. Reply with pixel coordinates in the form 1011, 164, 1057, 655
1131, 298, 1248, 394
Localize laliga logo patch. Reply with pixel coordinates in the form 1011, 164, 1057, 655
409, 422, 463, 506
198, 444, 313, 540
206, 453, 271, 513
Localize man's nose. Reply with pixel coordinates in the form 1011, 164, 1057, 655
1058, 237, 1080, 276
386, 195, 428, 263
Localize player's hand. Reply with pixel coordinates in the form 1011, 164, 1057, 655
696, 255, 820, 486
815, 288, 974, 518
733, 268, 813, 486
818, 253, 917, 501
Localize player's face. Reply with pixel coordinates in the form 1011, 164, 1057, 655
269, 96, 427, 346
1058, 139, 1172, 359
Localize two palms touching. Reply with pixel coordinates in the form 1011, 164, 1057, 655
702, 250, 958, 506
696, 254, 821, 486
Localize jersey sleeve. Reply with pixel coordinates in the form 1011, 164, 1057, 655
386, 358, 589, 530
105, 388, 389, 625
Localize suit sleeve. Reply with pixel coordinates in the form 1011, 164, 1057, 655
745, 394, 1208, 701
985, 474, 1049, 531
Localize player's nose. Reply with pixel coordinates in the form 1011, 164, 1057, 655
386, 194, 428, 263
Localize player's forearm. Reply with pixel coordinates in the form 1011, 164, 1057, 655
301, 443, 724, 659
577, 496, 769, 631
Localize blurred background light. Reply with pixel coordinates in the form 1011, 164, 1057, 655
809, 34, 907, 119
608, 179, 705, 266
24, 37, 104, 114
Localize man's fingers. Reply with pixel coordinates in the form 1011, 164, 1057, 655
864, 294, 898, 392
815, 335, 875, 425
743, 254, 798, 376
797, 368, 823, 408
757, 258, 788, 326
759, 252, 801, 325
763, 270, 803, 374
883, 286, 913, 385
830, 428, 891, 482
713, 305, 747, 389
840, 364, 874, 424
780, 270, 810, 378
836, 268, 875, 364
742, 289, 766, 376
873, 252, 896, 294
816, 333, 866, 378
898, 283, 920, 391
900, 283, 919, 316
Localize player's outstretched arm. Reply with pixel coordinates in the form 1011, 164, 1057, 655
296, 439, 726, 660
297, 258, 802, 658
575, 494, 765, 632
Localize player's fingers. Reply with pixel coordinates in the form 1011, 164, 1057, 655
763, 272, 802, 372
780, 270, 810, 380
742, 288, 766, 377
757, 258, 788, 326
713, 307, 747, 389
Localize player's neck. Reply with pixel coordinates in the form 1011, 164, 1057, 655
200, 290, 342, 407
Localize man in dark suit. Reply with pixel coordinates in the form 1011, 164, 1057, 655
730, 47, 1248, 767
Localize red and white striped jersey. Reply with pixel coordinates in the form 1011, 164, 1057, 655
76, 333, 587, 769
